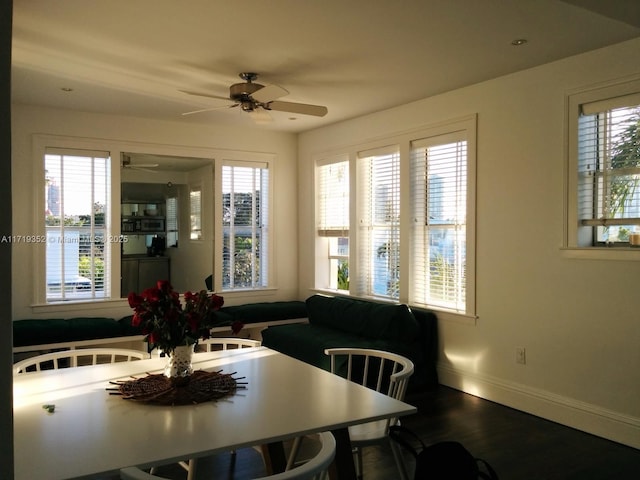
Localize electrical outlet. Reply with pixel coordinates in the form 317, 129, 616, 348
516, 346, 526, 365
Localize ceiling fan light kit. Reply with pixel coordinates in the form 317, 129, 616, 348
181, 72, 328, 122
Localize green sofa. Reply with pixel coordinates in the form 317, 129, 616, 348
12, 300, 307, 354
261, 294, 438, 390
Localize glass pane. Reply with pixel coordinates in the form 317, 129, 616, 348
221, 164, 268, 290
45, 150, 110, 302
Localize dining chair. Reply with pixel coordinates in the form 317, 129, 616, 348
289, 348, 414, 480
12, 348, 149, 375
197, 337, 261, 352
120, 431, 336, 480
150, 337, 262, 480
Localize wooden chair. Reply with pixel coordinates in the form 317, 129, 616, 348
13, 348, 149, 375
120, 432, 336, 480
288, 348, 414, 480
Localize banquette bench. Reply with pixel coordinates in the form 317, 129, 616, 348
261, 294, 438, 391
13, 296, 438, 391
12, 300, 308, 359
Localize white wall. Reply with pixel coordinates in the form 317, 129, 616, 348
11, 106, 299, 320
298, 38, 640, 448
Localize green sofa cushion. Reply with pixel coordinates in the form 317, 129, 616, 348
221, 301, 307, 324
13, 317, 123, 347
261, 323, 411, 372
306, 294, 419, 342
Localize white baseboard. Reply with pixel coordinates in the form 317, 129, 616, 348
437, 364, 640, 450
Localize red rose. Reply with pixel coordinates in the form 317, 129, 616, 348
127, 292, 142, 308
210, 294, 224, 310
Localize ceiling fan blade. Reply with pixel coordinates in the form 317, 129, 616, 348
182, 104, 237, 116
179, 89, 231, 101
249, 108, 273, 124
267, 100, 328, 117
252, 84, 289, 103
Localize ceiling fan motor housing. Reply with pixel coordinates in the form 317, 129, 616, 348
230, 76, 264, 112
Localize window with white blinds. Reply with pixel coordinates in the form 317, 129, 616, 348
317, 160, 349, 237
44, 147, 111, 302
577, 93, 640, 245
221, 163, 269, 290
357, 147, 400, 300
189, 189, 202, 240
316, 158, 350, 290
166, 196, 178, 247
410, 134, 467, 312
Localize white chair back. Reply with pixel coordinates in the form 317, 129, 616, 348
197, 337, 261, 352
120, 432, 336, 480
13, 348, 149, 375
254, 431, 336, 480
325, 347, 414, 402
324, 348, 414, 480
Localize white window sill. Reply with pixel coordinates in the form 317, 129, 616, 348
561, 247, 640, 261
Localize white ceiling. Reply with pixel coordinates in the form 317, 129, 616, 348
11, 0, 640, 134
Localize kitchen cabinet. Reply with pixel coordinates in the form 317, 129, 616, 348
121, 256, 170, 296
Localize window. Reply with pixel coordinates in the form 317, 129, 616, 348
312, 116, 476, 319
221, 163, 269, 290
410, 132, 468, 312
189, 188, 202, 240
166, 196, 178, 247
357, 146, 400, 300
44, 147, 111, 302
316, 157, 350, 291
569, 86, 640, 248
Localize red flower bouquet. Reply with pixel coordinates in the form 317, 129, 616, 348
127, 280, 241, 354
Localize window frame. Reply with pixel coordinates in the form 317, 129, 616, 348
356, 145, 402, 301
409, 130, 470, 314
189, 186, 202, 241
33, 135, 120, 306
311, 115, 477, 322
565, 77, 640, 260
215, 157, 273, 293
315, 155, 351, 292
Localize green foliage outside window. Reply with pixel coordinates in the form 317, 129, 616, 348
337, 261, 349, 290
79, 255, 104, 288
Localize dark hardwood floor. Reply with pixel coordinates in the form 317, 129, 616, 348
104, 385, 640, 479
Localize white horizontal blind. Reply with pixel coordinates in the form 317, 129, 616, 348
317, 160, 349, 237
44, 148, 110, 302
577, 97, 640, 244
166, 197, 178, 247
189, 189, 202, 240
357, 147, 400, 300
222, 164, 269, 290
317, 159, 350, 290
410, 133, 467, 312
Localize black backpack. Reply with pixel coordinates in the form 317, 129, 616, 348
389, 425, 499, 480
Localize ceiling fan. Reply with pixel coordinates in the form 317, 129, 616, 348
180, 72, 328, 123
121, 155, 159, 173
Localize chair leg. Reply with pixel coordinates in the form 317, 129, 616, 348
286, 436, 303, 470
178, 458, 197, 480
354, 447, 363, 480
389, 437, 410, 480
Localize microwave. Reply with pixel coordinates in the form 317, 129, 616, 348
122, 217, 165, 233
140, 217, 165, 232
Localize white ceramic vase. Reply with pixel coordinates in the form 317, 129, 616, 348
164, 344, 195, 381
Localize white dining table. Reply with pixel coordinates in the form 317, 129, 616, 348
13, 346, 416, 480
